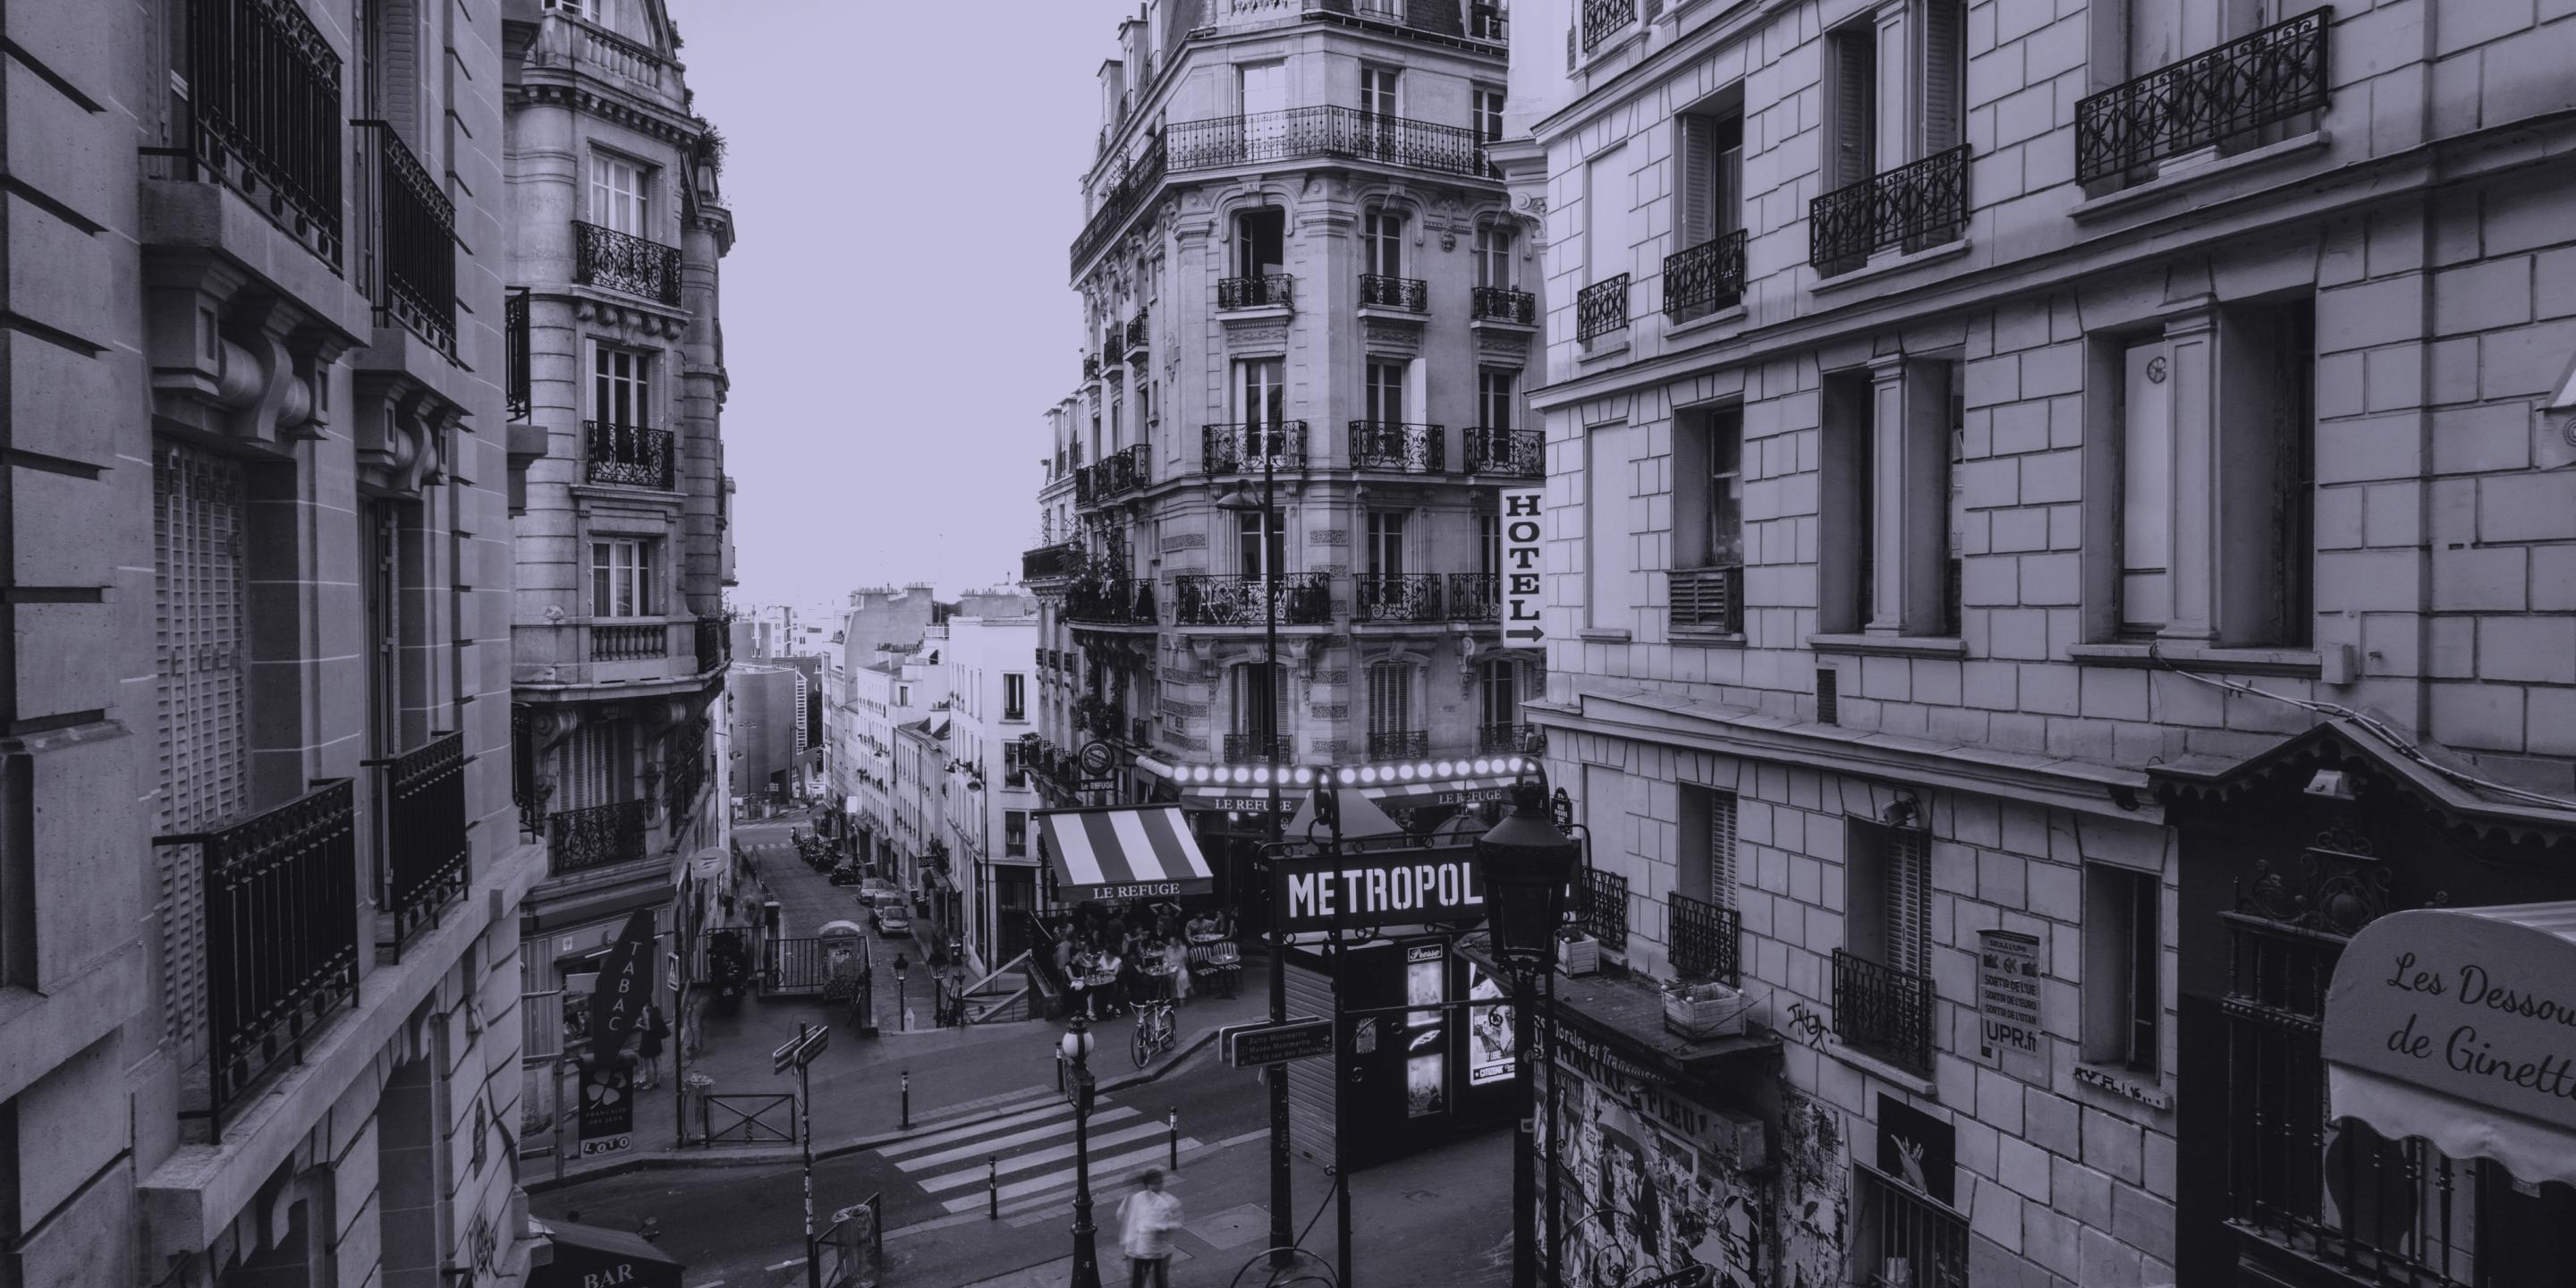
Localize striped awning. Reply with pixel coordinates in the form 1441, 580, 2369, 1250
1037, 806, 1216, 903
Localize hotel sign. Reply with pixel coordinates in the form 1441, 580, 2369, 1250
1270, 846, 1487, 933
1502, 487, 1543, 642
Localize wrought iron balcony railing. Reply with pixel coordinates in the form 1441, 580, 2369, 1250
1670, 564, 1743, 634
1582, 0, 1638, 52
1065, 578, 1157, 626
1126, 309, 1150, 355
505, 289, 532, 420
1022, 541, 1083, 580
1129, 716, 1155, 748
1203, 422, 1309, 474
1219, 275, 1294, 309
1470, 286, 1537, 324
1073, 464, 1096, 507
1478, 723, 1546, 756
1102, 328, 1125, 365
369, 733, 468, 959
1577, 274, 1630, 341
548, 800, 650, 877
1349, 421, 1445, 473
1360, 274, 1428, 312
1665, 229, 1748, 319
1083, 353, 1102, 382
1223, 733, 1294, 765
1833, 948, 1936, 1074
573, 220, 683, 304
1354, 573, 1444, 623
154, 778, 360, 1134
1070, 134, 1167, 276
183, 0, 345, 267
1809, 145, 1970, 274
585, 420, 676, 489
1447, 572, 1500, 623
666, 719, 708, 826
1174, 572, 1334, 627
1669, 891, 1741, 986
1367, 730, 1430, 762
356, 122, 456, 355
1169, 106, 1490, 179
1096, 445, 1150, 498
2077, 7, 2331, 187
1470, 2, 1510, 42
1574, 866, 1631, 950
696, 614, 731, 674
592, 621, 667, 661
1463, 427, 1544, 478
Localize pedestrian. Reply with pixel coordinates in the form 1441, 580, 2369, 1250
1115, 1169, 1182, 1288
636, 1003, 669, 1089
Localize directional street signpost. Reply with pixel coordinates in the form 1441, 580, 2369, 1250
1221, 1016, 1333, 1069
1501, 487, 1544, 643
775, 1023, 831, 1288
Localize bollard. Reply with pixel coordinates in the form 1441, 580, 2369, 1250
901, 1069, 911, 1130
988, 1155, 999, 1219
1168, 1106, 1179, 1170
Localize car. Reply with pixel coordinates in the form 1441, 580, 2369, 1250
876, 908, 911, 937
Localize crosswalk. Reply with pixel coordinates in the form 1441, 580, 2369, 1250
875, 1088, 1202, 1221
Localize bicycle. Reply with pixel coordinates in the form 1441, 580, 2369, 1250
1131, 995, 1177, 1067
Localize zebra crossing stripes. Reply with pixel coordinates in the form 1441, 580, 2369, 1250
869, 1089, 1201, 1216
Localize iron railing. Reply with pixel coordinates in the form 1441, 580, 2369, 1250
1360, 274, 1428, 311
154, 778, 360, 1135
1810, 145, 1970, 273
1101, 328, 1125, 365
1219, 275, 1294, 309
1022, 542, 1083, 580
696, 614, 730, 674
1581, 0, 1638, 52
184, 0, 345, 267
1100, 445, 1150, 497
1664, 229, 1748, 319
1577, 275, 1630, 341
1833, 948, 1935, 1074
665, 719, 708, 826
1478, 723, 1546, 756
1470, 286, 1537, 324
1349, 421, 1445, 473
1447, 572, 1500, 623
356, 122, 456, 354
1167, 106, 1490, 179
547, 800, 649, 877
1064, 578, 1157, 626
1671, 564, 1743, 633
585, 420, 676, 489
1126, 309, 1150, 354
371, 733, 468, 958
505, 289, 532, 420
1083, 353, 1102, 382
1574, 867, 1630, 950
1354, 573, 1444, 623
2076, 7, 2331, 187
1367, 730, 1430, 762
1129, 716, 1155, 747
572, 220, 683, 304
592, 622, 667, 661
1069, 134, 1167, 276
1668, 891, 1740, 985
1174, 572, 1333, 627
1203, 422, 1309, 474
1470, 2, 1510, 42
1223, 733, 1294, 765
1855, 1167, 1970, 1288
1463, 427, 1544, 477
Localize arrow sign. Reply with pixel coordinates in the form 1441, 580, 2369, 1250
1501, 487, 1544, 640
1222, 1016, 1333, 1068
772, 1024, 831, 1074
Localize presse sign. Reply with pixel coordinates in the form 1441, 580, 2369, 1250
1271, 846, 1487, 933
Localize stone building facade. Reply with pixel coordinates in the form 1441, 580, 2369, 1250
1, 0, 535, 1284
936, 609, 1043, 977
1505, 2, 2576, 1287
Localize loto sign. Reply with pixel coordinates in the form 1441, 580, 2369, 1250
1270, 846, 1487, 934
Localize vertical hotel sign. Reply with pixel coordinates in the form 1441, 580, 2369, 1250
1502, 487, 1544, 642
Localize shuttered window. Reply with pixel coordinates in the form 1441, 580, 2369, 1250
155, 442, 251, 1046
1827, 22, 1878, 188
1368, 662, 1412, 735
1917, 0, 1965, 157
1676, 785, 1741, 908
1229, 663, 1286, 738
1885, 828, 1931, 978
1675, 111, 1742, 250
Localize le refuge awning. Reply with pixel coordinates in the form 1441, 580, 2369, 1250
1037, 805, 1215, 902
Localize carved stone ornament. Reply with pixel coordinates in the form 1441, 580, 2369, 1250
144, 252, 353, 450
1308, 528, 1348, 546
2235, 821, 2446, 936
1363, 320, 1422, 356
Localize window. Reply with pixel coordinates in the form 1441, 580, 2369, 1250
1004, 810, 1027, 856
1477, 369, 1516, 431
1585, 147, 1630, 285
589, 152, 649, 235
1003, 673, 1026, 722
594, 346, 648, 426
1677, 786, 1739, 907
544, 0, 602, 16
1819, 373, 1873, 633
1361, 209, 1404, 279
1844, 820, 1929, 979
1365, 360, 1407, 423
1365, 511, 1406, 576
1234, 208, 1285, 280
1235, 510, 1285, 577
589, 538, 661, 618
1359, 66, 1398, 121
1239, 60, 1286, 120
1234, 358, 1284, 428
1474, 224, 1515, 290
1367, 661, 1412, 735
1919, 0, 1966, 158
1674, 405, 1745, 568
1478, 658, 1519, 728
1585, 424, 1638, 631
1473, 86, 1506, 144
2083, 864, 2159, 1073
1477, 513, 1501, 578
1825, 21, 1878, 191
1675, 105, 1744, 250
1229, 662, 1286, 737
2118, 338, 2173, 635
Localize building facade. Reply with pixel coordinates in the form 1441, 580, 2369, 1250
1510, 3, 2576, 1288
500, 0, 734, 1146
936, 609, 1043, 976
1, 0, 537, 1284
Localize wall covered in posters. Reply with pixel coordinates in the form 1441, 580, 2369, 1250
1775, 1081, 1850, 1288
1538, 1031, 1765, 1288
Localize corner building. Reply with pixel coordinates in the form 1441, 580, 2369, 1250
1509, 2, 2576, 1287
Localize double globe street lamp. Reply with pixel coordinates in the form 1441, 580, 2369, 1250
1063, 1013, 1104, 1288
1474, 778, 1583, 1288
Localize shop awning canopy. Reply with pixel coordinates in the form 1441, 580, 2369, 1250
530, 1219, 683, 1288
1038, 806, 1215, 902
2325, 902, 2576, 1189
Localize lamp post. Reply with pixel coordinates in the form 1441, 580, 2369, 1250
1213, 429, 1292, 1264
1474, 778, 1581, 1288
1062, 1014, 1104, 1288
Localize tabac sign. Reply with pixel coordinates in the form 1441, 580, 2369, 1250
1270, 846, 1487, 934
1502, 487, 1543, 643
2325, 905, 2576, 1142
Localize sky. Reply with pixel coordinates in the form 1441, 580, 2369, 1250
669, 0, 1131, 608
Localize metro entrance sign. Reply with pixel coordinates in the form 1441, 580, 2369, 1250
1268, 845, 1488, 934
1222, 1016, 1333, 1068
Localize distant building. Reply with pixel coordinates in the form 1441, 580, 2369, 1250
938, 609, 1042, 976
729, 665, 808, 809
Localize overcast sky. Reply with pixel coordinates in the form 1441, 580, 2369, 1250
671, 0, 1128, 607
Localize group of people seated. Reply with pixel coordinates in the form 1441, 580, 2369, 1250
1053, 906, 1241, 1020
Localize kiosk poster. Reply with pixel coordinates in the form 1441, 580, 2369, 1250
1466, 961, 1515, 1086
1976, 928, 2043, 1056
1406, 943, 1444, 1028
1405, 1046, 1446, 1118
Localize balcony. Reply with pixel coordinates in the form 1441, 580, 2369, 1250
506, 289, 532, 420
356, 122, 456, 355
1668, 891, 1741, 985
1664, 229, 1748, 320
1366, 730, 1429, 762
1174, 572, 1333, 628
1079, 445, 1149, 508
1353, 572, 1444, 623
1070, 134, 1167, 277
1083, 353, 1102, 382
1169, 106, 1490, 180
1064, 578, 1157, 626
1574, 867, 1631, 950
1218, 275, 1294, 310
1022, 541, 1084, 581
1478, 723, 1546, 756
1809, 146, 1970, 275
573, 219, 683, 304
1462, 427, 1543, 478
1349, 421, 1445, 473
1101, 328, 1125, 366
695, 614, 731, 674
1223, 733, 1294, 765
1832, 948, 1935, 1075
1670, 564, 1743, 634
548, 800, 650, 877
585, 420, 677, 489
370, 733, 469, 958
1582, 0, 1638, 52
1359, 274, 1428, 312
591, 621, 668, 661
1128, 716, 1155, 748
153, 779, 360, 1135
1470, 286, 1536, 325
1447, 572, 1499, 623
1204, 422, 1309, 474
2077, 7, 2331, 188
181, 0, 345, 267
1470, 2, 1509, 42
1576, 275, 1630, 342
666, 722, 708, 825
1126, 309, 1150, 357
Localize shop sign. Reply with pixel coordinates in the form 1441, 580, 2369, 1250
1090, 880, 1187, 902
2325, 907, 2576, 1134
576, 1061, 635, 1157
1207, 795, 1295, 814
1639, 1082, 1769, 1171
1502, 488, 1544, 642
1422, 784, 1510, 807
1976, 929, 2043, 1056
1548, 1016, 1663, 1093
586, 909, 659, 1057
1270, 847, 1487, 933
1874, 1095, 1955, 1206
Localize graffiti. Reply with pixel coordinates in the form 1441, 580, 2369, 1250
1784, 1001, 1828, 1046
1546, 1067, 1759, 1288
1775, 1081, 1848, 1288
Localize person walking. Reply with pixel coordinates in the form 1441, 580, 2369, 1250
635, 1003, 669, 1089
1115, 1169, 1182, 1288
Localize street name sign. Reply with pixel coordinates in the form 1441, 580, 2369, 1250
1501, 487, 1543, 641
1222, 1016, 1333, 1068
1269, 846, 1488, 934
773, 1024, 830, 1074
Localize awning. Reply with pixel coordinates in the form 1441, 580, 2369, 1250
2324, 902, 2576, 1188
530, 1218, 684, 1288
1038, 806, 1215, 902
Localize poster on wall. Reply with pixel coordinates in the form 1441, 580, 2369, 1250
1551, 1071, 1763, 1288
1406, 943, 1444, 1028
1406, 1048, 1447, 1118
1466, 962, 1515, 1086
1976, 928, 2043, 1057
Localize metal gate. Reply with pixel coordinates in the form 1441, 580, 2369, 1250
700, 1092, 796, 1145
762, 937, 831, 996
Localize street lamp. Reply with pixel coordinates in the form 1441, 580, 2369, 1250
1061, 1014, 1104, 1288
1474, 778, 1581, 1288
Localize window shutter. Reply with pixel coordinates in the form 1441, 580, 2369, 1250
155, 443, 250, 1051
1369, 664, 1411, 735
1679, 114, 1716, 250
1917, 0, 1964, 157
1830, 26, 1877, 188
1711, 791, 1739, 907
1885, 828, 1930, 978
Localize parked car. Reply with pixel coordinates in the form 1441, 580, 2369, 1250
876, 906, 912, 937
826, 862, 866, 886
